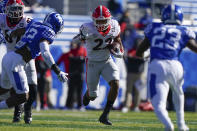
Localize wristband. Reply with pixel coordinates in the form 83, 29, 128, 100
51, 64, 61, 75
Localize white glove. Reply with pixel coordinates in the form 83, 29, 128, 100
58, 71, 68, 82
80, 25, 96, 40
0, 33, 4, 44
111, 47, 124, 58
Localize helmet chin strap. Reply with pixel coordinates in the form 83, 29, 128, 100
96, 23, 109, 32
97, 24, 111, 36
8, 17, 22, 25
164, 19, 181, 25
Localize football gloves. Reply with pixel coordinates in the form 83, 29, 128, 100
58, 71, 68, 82
110, 47, 124, 58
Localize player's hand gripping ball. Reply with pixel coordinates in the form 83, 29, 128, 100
108, 42, 123, 58
108, 42, 120, 54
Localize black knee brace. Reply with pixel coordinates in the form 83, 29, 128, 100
89, 97, 96, 101
7, 93, 28, 108
25, 84, 37, 107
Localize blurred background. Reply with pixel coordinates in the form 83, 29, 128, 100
1, 0, 197, 112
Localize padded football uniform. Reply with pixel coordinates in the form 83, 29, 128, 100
0, 13, 37, 86
0, 0, 8, 86
145, 22, 195, 129
1, 21, 55, 94
80, 19, 120, 98
0, 0, 7, 13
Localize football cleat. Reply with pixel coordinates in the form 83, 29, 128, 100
83, 93, 90, 106
12, 104, 23, 123
121, 107, 129, 113
179, 124, 189, 131
24, 104, 32, 124
99, 114, 112, 125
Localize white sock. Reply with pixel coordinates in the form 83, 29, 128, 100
0, 100, 8, 109
173, 92, 185, 126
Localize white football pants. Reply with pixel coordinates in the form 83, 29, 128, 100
147, 59, 187, 130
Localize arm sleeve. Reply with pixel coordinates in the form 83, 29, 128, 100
39, 41, 55, 68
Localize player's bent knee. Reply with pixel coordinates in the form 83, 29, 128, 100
6, 93, 29, 108
0, 87, 10, 95
18, 93, 29, 102
88, 91, 97, 100
89, 97, 96, 101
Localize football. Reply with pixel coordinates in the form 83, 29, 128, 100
108, 42, 120, 54
10, 28, 26, 38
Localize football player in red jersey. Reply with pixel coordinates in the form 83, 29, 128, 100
0, 0, 37, 124
73, 5, 124, 125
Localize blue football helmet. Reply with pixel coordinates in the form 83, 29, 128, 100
161, 4, 183, 25
43, 12, 64, 34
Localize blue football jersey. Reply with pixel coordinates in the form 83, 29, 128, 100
0, 0, 7, 13
15, 21, 56, 59
145, 22, 196, 60
0, 31, 4, 43
0, 0, 7, 43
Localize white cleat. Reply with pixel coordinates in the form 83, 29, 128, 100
165, 125, 174, 131
121, 107, 129, 113
178, 125, 189, 131
133, 107, 141, 112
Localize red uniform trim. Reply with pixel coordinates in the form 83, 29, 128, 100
6, 16, 21, 28
85, 57, 89, 95
98, 25, 111, 37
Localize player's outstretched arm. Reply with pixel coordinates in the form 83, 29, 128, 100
186, 39, 197, 53
39, 40, 68, 82
136, 37, 150, 57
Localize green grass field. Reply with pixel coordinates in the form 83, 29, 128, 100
0, 109, 196, 131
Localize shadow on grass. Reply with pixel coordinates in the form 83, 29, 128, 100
0, 121, 163, 131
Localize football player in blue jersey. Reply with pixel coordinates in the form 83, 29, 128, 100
0, 0, 7, 13
0, 12, 68, 112
136, 4, 197, 131
0, 0, 7, 42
